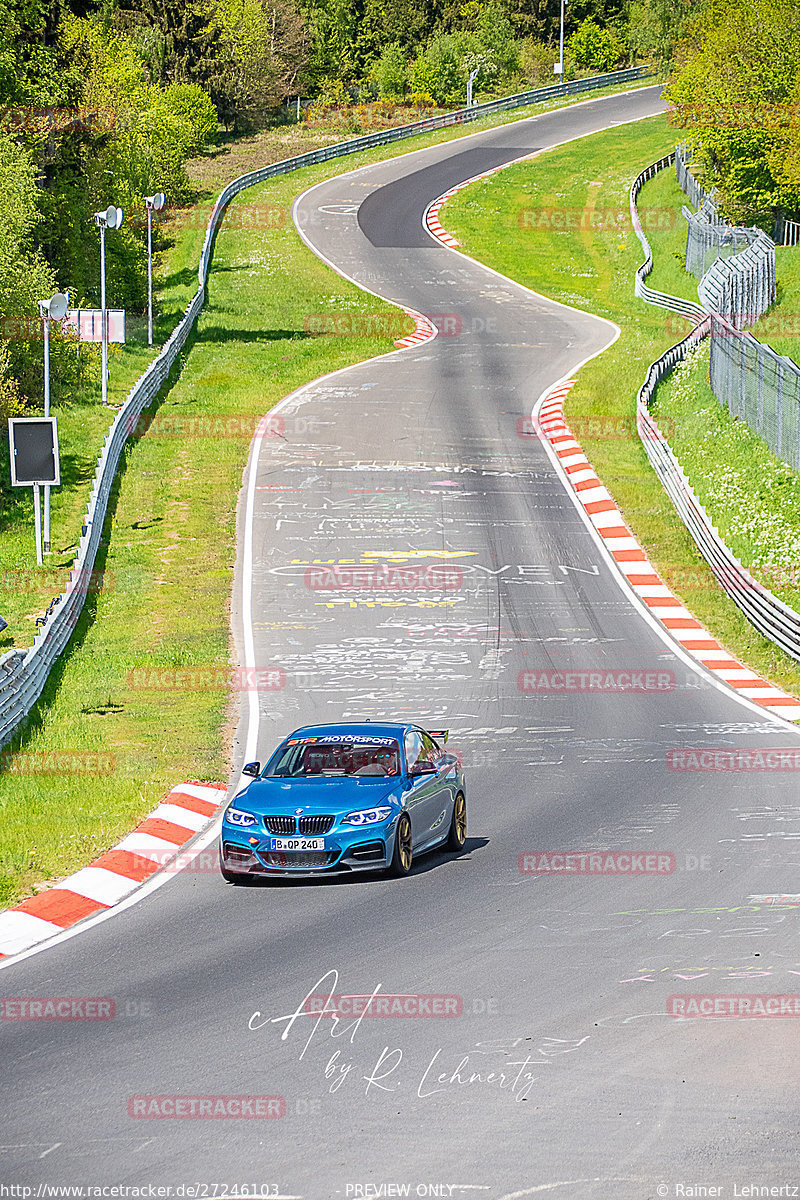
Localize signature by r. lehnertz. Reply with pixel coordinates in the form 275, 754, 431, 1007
248, 969, 544, 1102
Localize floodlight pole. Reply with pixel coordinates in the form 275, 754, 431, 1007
99, 219, 108, 404
558, 0, 566, 75
38, 291, 68, 554
144, 194, 164, 349
42, 308, 51, 551
147, 203, 153, 346
95, 205, 122, 405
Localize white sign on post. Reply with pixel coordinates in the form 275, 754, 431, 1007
63, 309, 126, 344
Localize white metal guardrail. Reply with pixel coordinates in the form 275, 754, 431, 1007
630, 153, 707, 324
631, 156, 800, 665
0, 66, 653, 750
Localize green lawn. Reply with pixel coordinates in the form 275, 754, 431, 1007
442, 113, 800, 699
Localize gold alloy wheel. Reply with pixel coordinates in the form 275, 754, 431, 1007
397, 815, 413, 871
447, 792, 467, 851
454, 793, 466, 844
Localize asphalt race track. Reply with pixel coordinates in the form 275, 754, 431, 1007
3, 87, 800, 1198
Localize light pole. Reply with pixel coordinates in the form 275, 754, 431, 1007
37, 291, 69, 554
94, 205, 123, 405
467, 68, 479, 108
556, 0, 566, 75
144, 192, 165, 347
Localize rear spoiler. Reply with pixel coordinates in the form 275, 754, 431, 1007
427, 729, 449, 744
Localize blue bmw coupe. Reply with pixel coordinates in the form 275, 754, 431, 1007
219, 722, 466, 881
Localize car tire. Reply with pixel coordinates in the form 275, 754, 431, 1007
388, 813, 413, 877
219, 847, 248, 884
446, 792, 467, 852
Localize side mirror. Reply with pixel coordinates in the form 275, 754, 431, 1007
242, 761, 261, 778
410, 760, 437, 777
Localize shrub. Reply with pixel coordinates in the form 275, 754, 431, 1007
567, 20, 626, 73
371, 43, 408, 99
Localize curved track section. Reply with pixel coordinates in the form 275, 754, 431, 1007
2, 89, 800, 1197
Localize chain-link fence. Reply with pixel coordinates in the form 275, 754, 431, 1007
674, 142, 713, 210
632, 156, 800, 663
697, 230, 776, 327
672, 147, 791, 465
677, 147, 776, 326
683, 199, 748, 279
709, 313, 800, 469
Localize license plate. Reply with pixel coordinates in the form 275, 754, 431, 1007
268, 837, 325, 851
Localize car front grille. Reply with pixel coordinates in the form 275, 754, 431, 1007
262, 814, 335, 835
262, 851, 337, 869
263, 815, 296, 834
299, 814, 335, 835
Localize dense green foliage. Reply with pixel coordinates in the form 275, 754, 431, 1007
666, 0, 800, 223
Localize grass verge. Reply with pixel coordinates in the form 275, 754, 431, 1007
441, 112, 800, 698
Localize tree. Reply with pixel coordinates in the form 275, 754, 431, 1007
665, 0, 800, 222
212, 0, 306, 130
0, 0, 79, 105
299, 0, 358, 89
410, 35, 465, 105
356, 0, 437, 70
371, 43, 409, 99
0, 131, 85, 404
567, 18, 625, 71
626, 0, 707, 73
115, 0, 221, 89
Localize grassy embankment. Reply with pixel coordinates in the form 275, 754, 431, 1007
441, 113, 800, 698
0, 81, 656, 909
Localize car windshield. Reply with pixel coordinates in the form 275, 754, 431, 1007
263, 737, 402, 778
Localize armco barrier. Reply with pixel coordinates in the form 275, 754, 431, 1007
630, 153, 707, 325
0, 66, 652, 750
631, 157, 800, 665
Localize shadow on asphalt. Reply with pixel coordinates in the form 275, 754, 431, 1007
221, 836, 489, 889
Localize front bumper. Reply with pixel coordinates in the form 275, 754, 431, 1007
220, 829, 391, 877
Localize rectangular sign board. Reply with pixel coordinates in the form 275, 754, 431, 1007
8, 417, 60, 486
63, 309, 126, 344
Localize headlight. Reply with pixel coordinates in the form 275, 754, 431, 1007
341, 806, 393, 826
225, 807, 257, 828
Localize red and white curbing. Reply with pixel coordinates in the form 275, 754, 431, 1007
394, 308, 436, 349
538, 382, 800, 721
424, 164, 510, 249
0, 781, 226, 961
